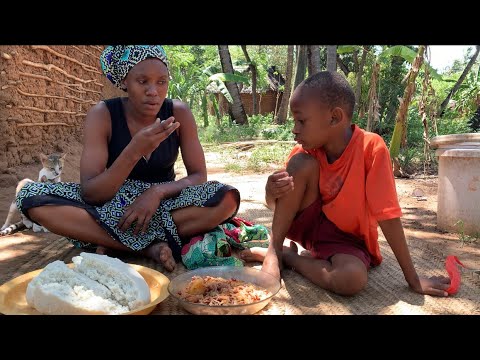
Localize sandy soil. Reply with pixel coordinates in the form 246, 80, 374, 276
1, 140, 479, 281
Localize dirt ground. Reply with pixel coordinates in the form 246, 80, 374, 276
1, 140, 480, 284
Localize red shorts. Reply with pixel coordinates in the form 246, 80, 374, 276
286, 198, 372, 269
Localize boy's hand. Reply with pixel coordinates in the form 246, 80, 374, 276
410, 275, 451, 297
266, 169, 294, 200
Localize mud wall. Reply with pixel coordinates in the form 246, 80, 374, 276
0, 45, 124, 170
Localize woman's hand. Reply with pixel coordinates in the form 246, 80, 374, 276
128, 117, 180, 159
118, 186, 165, 235
409, 275, 451, 297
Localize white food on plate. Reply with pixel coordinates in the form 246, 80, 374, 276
26, 252, 150, 315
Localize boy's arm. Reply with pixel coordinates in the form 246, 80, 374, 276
262, 180, 302, 280
378, 217, 450, 297
262, 162, 311, 280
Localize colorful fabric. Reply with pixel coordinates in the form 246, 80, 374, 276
287, 124, 402, 266
100, 45, 169, 89
181, 220, 269, 270
16, 179, 239, 261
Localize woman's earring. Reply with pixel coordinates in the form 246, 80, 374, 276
120, 83, 127, 91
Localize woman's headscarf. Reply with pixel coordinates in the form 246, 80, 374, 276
100, 45, 169, 90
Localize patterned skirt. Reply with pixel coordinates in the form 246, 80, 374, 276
16, 179, 240, 260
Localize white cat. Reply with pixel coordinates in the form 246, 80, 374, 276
1, 153, 66, 236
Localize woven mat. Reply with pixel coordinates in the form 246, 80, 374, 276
152, 238, 480, 315
276, 240, 480, 315
2, 200, 479, 315
3, 234, 479, 315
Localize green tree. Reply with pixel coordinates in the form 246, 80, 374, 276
218, 45, 248, 125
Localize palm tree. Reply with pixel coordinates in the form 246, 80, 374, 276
275, 45, 294, 125
326, 45, 337, 72
366, 62, 380, 132
217, 45, 248, 125
354, 46, 369, 114
294, 45, 307, 89
241, 45, 258, 115
307, 45, 321, 76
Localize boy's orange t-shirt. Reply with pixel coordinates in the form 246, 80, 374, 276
287, 125, 402, 266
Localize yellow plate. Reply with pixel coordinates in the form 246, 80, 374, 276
0, 264, 170, 315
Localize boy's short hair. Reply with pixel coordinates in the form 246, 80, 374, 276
302, 71, 356, 119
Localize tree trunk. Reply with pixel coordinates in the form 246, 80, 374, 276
217, 45, 248, 125
275, 45, 294, 125
326, 45, 337, 72
438, 45, 480, 118
354, 47, 369, 115
336, 54, 350, 77
307, 45, 321, 76
241, 45, 258, 115
352, 49, 359, 73
389, 45, 425, 177
419, 57, 434, 168
201, 91, 208, 128
366, 62, 380, 132
294, 45, 307, 89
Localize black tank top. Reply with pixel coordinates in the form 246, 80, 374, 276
104, 97, 180, 183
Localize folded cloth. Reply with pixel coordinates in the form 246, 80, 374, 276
181, 218, 269, 270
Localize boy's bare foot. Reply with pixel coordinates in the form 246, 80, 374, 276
145, 242, 176, 271
286, 240, 298, 254
282, 241, 301, 268
240, 240, 299, 262
239, 247, 267, 262
95, 246, 108, 255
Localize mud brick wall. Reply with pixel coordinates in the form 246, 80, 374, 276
0, 45, 123, 170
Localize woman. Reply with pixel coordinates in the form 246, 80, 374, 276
16, 45, 240, 272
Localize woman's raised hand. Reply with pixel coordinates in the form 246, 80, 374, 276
129, 117, 180, 159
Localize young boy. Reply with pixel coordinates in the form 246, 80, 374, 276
240, 71, 450, 297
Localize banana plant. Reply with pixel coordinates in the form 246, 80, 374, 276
389, 46, 426, 177
198, 65, 249, 127
338, 45, 443, 80
206, 72, 250, 103
379, 45, 443, 80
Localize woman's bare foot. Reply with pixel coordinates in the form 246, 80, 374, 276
145, 242, 176, 271
240, 240, 299, 262
95, 246, 108, 255
239, 247, 267, 262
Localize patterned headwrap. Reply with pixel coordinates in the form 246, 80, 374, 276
100, 45, 169, 90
